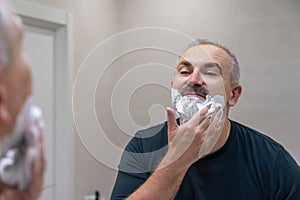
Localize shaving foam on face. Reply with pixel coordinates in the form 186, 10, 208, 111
171, 88, 225, 158
171, 88, 224, 124
0, 97, 44, 190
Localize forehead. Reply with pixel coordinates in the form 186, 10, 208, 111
179, 44, 231, 68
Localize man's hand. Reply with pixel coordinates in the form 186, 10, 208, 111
126, 105, 213, 200
0, 133, 45, 200
161, 105, 212, 170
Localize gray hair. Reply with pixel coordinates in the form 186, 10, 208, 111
188, 38, 240, 86
0, 0, 14, 70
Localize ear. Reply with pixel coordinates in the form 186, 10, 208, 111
0, 85, 10, 124
228, 84, 242, 107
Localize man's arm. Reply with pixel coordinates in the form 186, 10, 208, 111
126, 157, 189, 200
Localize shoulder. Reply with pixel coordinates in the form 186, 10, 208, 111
231, 120, 285, 152
119, 121, 168, 173
125, 121, 168, 153
230, 120, 291, 171
231, 120, 300, 198
231, 120, 299, 171
135, 121, 168, 139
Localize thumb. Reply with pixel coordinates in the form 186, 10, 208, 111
166, 107, 178, 133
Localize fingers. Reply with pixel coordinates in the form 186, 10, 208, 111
29, 159, 43, 200
194, 114, 211, 135
0, 131, 46, 200
38, 132, 46, 174
25, 131, 45, 200
166, 107, 177, 131
34, 131, 45, 198
189, 104, 211, 127
0, 188, 20, 200
166, 107, 178, 142
193, 114, 211, 142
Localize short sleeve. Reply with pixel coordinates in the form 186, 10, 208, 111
270, 147, 300, 200
110, 136, 150, 200
110, 123, 168, 199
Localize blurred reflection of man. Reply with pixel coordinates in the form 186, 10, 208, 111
0, 0, 45, 199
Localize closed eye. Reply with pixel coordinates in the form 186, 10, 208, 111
176, 59, 196, 77
203, 62, 222, 75
178, 65, 193, 76
180, 70, 191, 75
205, 71, 218, 76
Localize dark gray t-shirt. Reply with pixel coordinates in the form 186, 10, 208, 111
111, 120, 300, 200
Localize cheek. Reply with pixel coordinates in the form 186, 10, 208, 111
204, 77, 226, 96
23, 66, 32, 95
171, 76, 187, 89
8, 59, 32, 118
19, 56, 33, 96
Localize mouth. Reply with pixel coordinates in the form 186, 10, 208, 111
184, 92, 207, 101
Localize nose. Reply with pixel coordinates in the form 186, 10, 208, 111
187, 69, 204, 86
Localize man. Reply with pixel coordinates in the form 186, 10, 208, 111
111, 39, 300, 199
0, 0, 45, 199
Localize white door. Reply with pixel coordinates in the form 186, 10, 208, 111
23, 25, 55, 200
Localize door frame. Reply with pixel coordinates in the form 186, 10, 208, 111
9, 0, 74, 199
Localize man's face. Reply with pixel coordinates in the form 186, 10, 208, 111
0, 6, 32, 136
172, 44, 233, 113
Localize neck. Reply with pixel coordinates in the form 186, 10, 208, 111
210, 118, 231, 154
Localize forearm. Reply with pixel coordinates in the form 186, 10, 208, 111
126, 156, 190, 200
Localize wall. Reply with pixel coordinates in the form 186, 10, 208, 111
113, 0, 300, 164
25, 0, 300, 199
113, 0, 300, 161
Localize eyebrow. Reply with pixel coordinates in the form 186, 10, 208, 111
177, 60, 192, 67
203, 62, 222, 74
177, 60, 222, 74
176, 60, 193, 72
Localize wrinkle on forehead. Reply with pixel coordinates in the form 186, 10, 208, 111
180, 45, 211, 64
178, 44, 231, 72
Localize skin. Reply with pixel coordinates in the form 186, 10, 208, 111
126, 44, 242, 200
0, 9, 32, 139
0, 2, 45, 199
